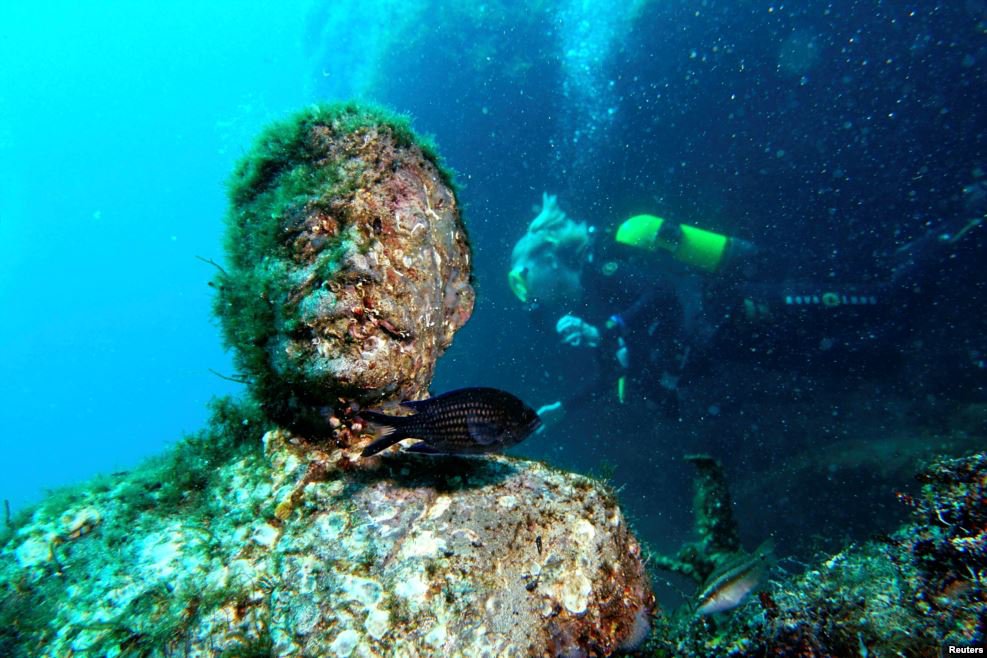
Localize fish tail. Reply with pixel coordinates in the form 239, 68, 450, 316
360, 410, 414, 457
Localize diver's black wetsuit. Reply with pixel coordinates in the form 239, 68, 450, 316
541, 217, 984, 415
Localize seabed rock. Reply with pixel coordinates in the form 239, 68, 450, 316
651, 451, 987, 657
0, 103, 655, 657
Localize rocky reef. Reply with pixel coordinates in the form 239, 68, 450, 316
0, 103, 655, 657
645, 451, 986, 656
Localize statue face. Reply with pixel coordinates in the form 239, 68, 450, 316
265, 129, 474, 404
219, 110, 475, 432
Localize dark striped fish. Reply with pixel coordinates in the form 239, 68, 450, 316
359, 387, 542, 457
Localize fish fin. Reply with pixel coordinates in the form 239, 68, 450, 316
467, 418, 501, 445
399, 398, 432, 411
360, 409, 411, 434
361, 432, 410, 457
404, 442, 442, 454
359, 410, 412, 457
360, 435, 401, 457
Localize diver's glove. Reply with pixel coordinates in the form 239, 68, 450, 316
556, 314, 601, 348
535, 401, 566, 433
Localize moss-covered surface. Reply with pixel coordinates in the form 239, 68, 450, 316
212, 102, 469, 434
8, 397, 981, 656
227, 102, 454, 212
0, 396, 268, 658
222, 102, 454, 282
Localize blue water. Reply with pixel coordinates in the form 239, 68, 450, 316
2, 0, 985, 588
0, 3, 312, 509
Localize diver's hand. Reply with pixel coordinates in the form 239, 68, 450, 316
556, 314, 601, 348
536, 401, 565, 433
616, 337, 630, 369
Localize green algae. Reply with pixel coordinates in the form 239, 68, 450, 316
2, 415, 656, 656
223, 102, 454, 273
213, 102, 460, 429
227, 102, 453, 211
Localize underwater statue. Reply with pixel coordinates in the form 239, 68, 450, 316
0, 103, 655, 657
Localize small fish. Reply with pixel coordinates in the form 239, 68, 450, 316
359, 387, 542, 457
695, 540, 774, 615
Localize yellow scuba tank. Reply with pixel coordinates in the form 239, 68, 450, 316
615, 214, 730, 272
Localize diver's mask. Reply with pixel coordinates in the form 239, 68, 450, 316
508, 266, 530, 303
508, 267, 546, 321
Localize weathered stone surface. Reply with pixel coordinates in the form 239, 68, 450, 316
1, 428, 654, 657
272, 430, 654, 656
216, 104, 475, 433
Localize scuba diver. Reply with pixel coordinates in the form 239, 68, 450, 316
508, 190, 985, 429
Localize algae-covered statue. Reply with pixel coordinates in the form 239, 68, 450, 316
0, 104, 655, 657
214, 104, 475, 434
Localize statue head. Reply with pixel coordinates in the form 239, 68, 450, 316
215, 104, 474, 433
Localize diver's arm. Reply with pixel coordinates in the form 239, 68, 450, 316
538, 322, 623, 426
606, 287, 660, 332
535, 400, 565, 432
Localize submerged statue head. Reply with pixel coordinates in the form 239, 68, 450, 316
214, 104, 474, 433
